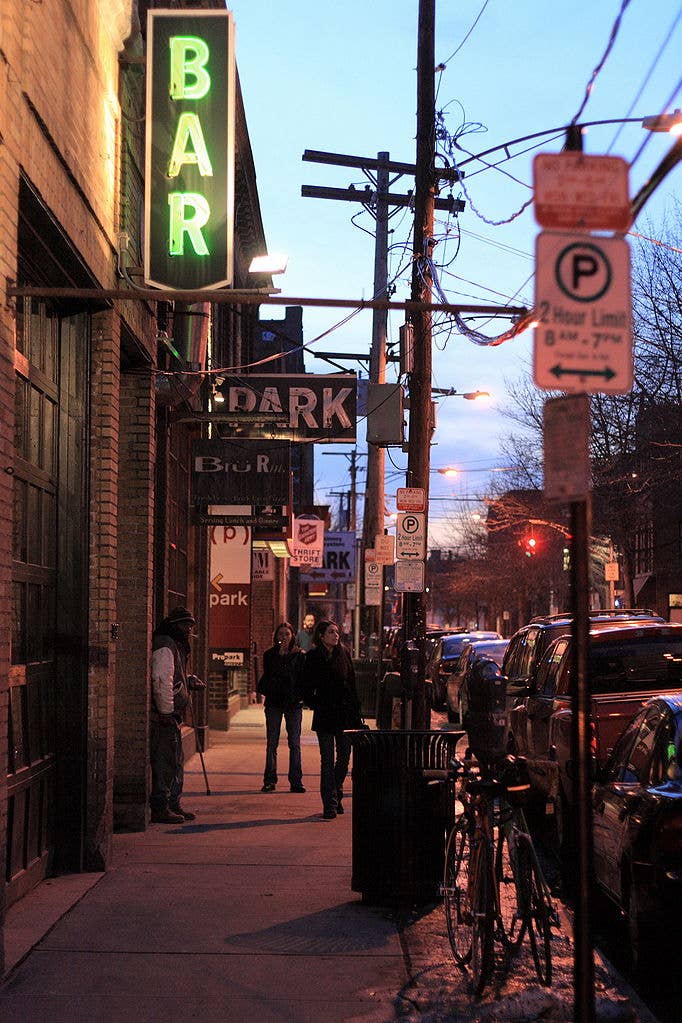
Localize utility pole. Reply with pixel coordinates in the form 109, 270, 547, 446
362, 153, 390, 653
302, 148, 463, 659
402, 0, 436, 730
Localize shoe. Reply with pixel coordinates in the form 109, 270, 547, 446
261, 783, 276, 792
336, 802, 344, 815
151, 809, 184, 824
322, 809, 337, 820
169, 804, 196, 821
290, 785, 306, 793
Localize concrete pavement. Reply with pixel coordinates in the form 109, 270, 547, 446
0, 707, 663, 1023
1, 708, 410, 1022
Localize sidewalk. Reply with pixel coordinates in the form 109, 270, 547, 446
0, 709, 660, 1023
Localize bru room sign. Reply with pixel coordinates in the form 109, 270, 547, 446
145, 9, 235, 290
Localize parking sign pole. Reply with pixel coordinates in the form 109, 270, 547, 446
569, 495, 595, 1023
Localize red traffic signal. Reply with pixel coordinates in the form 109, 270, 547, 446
524, 536, 537, 557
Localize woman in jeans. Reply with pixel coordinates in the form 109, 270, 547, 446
302, 619, 360, 820
257, 622, 306, 793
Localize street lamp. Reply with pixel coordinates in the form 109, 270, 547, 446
432, 388, 491, 400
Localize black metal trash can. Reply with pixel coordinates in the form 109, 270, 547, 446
352, 658, 379, 719
350, 730, 464, 904
375, 671, 402, 729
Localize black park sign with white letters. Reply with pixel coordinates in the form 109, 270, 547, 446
145, 10, 235, 290
215, 374, 357, 442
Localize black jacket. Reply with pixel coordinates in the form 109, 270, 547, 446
302, 643, 360, 733
257, 646, 305, 709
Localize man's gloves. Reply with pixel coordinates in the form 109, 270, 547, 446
187, 674, 206, 689
159, 713, 177, 727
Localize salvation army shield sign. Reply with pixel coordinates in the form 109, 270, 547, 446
288, 516, 325, 568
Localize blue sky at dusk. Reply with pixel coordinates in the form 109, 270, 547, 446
227, 0, 682, 546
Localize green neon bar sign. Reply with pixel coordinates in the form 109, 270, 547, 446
145, 11, 235, 290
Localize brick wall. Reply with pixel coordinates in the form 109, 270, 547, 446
86, 311, 122, 868
114, 356, 156, 830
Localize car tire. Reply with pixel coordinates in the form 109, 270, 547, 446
627, 880, 656, 975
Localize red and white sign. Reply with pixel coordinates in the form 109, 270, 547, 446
209, 509, 251, 652
374, 534, 396, 565
288, 515, 325, 568
396, 487, 426, 512
533, 153, 630, 232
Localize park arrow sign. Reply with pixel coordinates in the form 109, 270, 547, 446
533, 232, 633, 395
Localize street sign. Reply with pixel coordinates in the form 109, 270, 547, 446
364, 560, 383, 606
534, 232, 633, 394
396, 487, 426, 512
394, 561, 425, 593
374, 533, 396, 565
395, 512, 426, 560
543, 394, 591, 502
533, 153, 630, 232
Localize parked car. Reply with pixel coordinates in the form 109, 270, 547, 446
502, 609, 665, 722
429, 630, 501, 710
445, 637, 510, 723
508, 621, 682, 856
592, 693, 682, 969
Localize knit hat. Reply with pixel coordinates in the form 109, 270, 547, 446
166, 606, 196, 626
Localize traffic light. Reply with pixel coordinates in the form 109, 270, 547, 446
524, 536, 537, 557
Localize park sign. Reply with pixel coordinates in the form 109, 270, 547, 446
145, 10, 235, 290
215, 374, 357, 442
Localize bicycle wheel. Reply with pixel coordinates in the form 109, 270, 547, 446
470, 836, 495, 995
443, 817, 474, 966
494, 823, 518, 944
517, 840, 552, 986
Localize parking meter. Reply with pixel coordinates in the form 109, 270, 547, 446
400, 640, 420, 696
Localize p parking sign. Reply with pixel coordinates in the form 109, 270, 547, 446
145, 10, 235, 290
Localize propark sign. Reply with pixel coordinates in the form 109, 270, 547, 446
145, 10, 235, 290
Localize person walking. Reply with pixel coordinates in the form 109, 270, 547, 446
257, 622, 306, 793
302, 619, 361, 820
295, 613, 316, 652
150, 606, 204, 823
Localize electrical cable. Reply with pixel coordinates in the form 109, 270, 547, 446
606, 6, 682, 154
570, 0, 633, 126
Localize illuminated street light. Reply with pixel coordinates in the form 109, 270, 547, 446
432, 387, 490, 400
248, 253, 289, 274
642, 109, 682, 135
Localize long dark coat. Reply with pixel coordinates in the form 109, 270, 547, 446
302, 643, 360, 733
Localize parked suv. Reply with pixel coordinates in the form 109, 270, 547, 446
508, 621, 682, 855
502, 609, 664, 716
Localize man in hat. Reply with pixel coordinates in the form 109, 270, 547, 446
150, 606, 204, 823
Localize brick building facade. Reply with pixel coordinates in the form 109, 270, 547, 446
0, 0, 292, 971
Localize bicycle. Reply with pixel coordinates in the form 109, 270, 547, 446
436, 753, 556, 993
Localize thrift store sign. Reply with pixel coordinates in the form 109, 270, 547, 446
288, 516, 325, 569
145, 9, 235, 290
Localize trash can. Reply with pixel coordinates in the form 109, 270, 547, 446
375, 671, 403, 729
352, 658, 379, 719
351, 730, 464, 904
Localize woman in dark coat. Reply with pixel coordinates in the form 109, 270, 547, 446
257, 622, 306, 793
302, 619, 361, 819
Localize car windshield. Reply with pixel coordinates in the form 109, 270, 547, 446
470, 641, 509, 665
442, 635, 471, 657
590, 637, 682, 693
